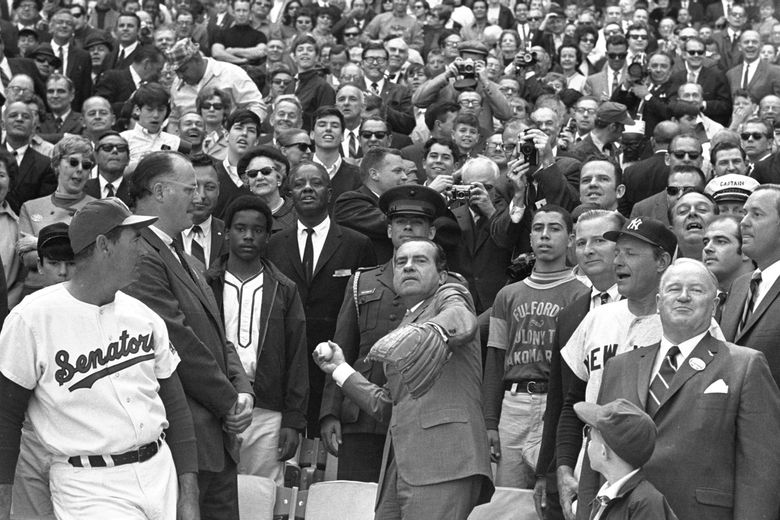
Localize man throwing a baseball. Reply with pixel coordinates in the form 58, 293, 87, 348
314, 238, 493, 519
0, 199, 199, 520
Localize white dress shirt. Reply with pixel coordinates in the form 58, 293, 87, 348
297, 216, 330, 270
5, 143, 28, 166
652, 330, 708, 380
182, 216, 213, 268
51, 41, 69, 73
754, 260, 780, 309
98, 175, 124, 198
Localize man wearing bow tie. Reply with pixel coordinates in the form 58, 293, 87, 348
590, 258, 780, 520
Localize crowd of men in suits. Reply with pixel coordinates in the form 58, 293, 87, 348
2, 0, 780, 517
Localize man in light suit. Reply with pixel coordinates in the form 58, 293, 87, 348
123, 151, 254, 520
584, 34, 628, 102
721, 185, 780, 385
314, 238, 494, 519
727, 30, 780, 102
267, 161, 376, 435
593, 258, 780, 520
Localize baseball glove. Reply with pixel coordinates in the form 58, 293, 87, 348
366, 322, 451, 399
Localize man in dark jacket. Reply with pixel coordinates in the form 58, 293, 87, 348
208, 195, 309, 485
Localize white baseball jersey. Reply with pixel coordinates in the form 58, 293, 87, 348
223, 271, 264, 380
0, 284, 180, 458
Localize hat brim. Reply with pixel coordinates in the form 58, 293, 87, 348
603, 229, 661, 249
574, 401, 602, 427
119, 215, 158, 229
619, 114, 635, 125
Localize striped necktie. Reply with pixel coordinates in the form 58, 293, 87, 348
647, 346, 680, 415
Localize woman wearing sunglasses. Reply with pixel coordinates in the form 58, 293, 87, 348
197, 87, 233, 161
238, 146, 297, 233
17, 136, 97, 293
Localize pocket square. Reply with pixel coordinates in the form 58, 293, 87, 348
704, 379, 728, 394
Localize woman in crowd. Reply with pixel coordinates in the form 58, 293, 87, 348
558, 42, 587, 91
575, 25, 604, 76
496, 29, 520, 68
17, 136, 96, 295
198, 87, 232, 160
312, 5, 339, 50
238, 146, 296, 233
287, 7, 315, 47
275, 0, 301, 41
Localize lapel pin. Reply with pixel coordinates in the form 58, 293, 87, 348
689, 357, 705, 371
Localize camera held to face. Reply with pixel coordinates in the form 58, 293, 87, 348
514, 51, 538, 75
627, 60, 645, 84
455, 58, 477, 78
450, 184, 474, 201
518, 130, 538, 167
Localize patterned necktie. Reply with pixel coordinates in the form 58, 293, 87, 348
371, 82, 380, 95
612, 69, 620, 94
714, 291, 727, 323
303, 228, 314, 283
647, 346, 680, 415
737, 270, 762, 335
55, 116, 63, 132
349, 131, 358, 158
190, 225, 206, 266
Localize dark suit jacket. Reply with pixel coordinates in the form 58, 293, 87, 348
726, 59, 780, 102
562, 134, 613, 164
712, 30, 742, 70
670, 66, 732, 125
108, 43, 140, 71
53, 43, 92, 111
705, 2, 725, 22
334, 185, 393, 263
6, 147, 56, 214
267, 220, 376, 432
720, 271, 780, 384
451, 204, 512, 314
379, 81, 416, 136
208, 218, 228, 268
207, 12, 235, 45
83, 175, 133, 207
94, 67, 138, 116
537, 292, 590, 476
751, 149, 780, 184
591, 334, 780, 520
38, 111, 84, 143
328, 160, 362, 213
341, 283, 493, 501
208, 257, 309, 430
629, 190, 670, 225
212, 157, 252, 220
619, 151, 669, 217
123, 228, 253, 472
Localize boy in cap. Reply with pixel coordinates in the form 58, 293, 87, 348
35, 222, 75, 289
575, 399, 678, 520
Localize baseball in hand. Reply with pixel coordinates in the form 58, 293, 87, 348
315, 342, 334, 362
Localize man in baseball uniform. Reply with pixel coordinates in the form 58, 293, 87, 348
0, 198, 199, 520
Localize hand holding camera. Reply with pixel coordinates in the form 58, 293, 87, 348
428, 174, 455, 194
507, 158, 530, 201
467, 181, 496, 218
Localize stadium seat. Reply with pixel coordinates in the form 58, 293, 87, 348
304, 480, 378, 520
238, 474, 276, 519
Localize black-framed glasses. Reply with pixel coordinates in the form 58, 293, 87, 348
286, 142, 312, 152
245, 167, 276, 178
35, 57, 56, 65
67, 157, 94, 170
607, 52, 627, 59
344, 31, 360, 37
666, 185, 698, 196
361, 130, 388, 139
272, 78, 292, 86
201, 102, 224, 110
629, 34, 648, 40
671, 151, 701, 160
686, 49, 705, 56
741, 132, 767, 140
363, 56, 387, 64
97, 143, 129, 153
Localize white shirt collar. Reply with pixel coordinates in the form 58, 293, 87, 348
595, 468, 641, 501
660, 330, 708, 363
98, 174, 123, 193
186, 215, 212, 236
755, 260, 780, 307
149, 224, 175, 247
119, 41, 139, 55
590, 284, 620, 308
297, 215, 330, 235
313, 153, 342, 179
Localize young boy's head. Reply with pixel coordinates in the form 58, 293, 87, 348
37, 222, 76, 286
131, 82, 170, 134
575, 399, 657, 475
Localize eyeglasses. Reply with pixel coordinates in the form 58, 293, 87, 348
443, 40, 461, 47
670, 151, 701, 160
67, 157, 94, 170
459, 99, 481, 107
607, 52, 627, 59
486, 142, 505, 151
245, 166, 276, 178
363, 56, 387, 64
741, 132, 767, 140
575, 107, 597, 115
360, 130, 388, 139
34, 57, 56, 65
629, 34, 648, 40
344, 31, 360, 37
7, 85, 31, 94
201, 102, 224, 110
286, 142, 312, 152
528, 16, 542, 20
272, 78, 292, 86
686, 49, 705, 56
97, 143, 129, 153
666, 185, 699, 196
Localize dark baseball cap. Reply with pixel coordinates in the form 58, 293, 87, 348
596, 101, 635, 126
575, 399, 657, 468
69, 199, 157, 254
604, 216, 677, 256
379, 185, 447, 220
37, 222, 73, 258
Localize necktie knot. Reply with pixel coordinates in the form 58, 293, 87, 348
192, 224, 203, 236
665, 345, 680, 371
597, 495, 610, 507
599, 292, 610, 305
